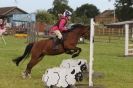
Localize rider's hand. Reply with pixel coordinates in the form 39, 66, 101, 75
62, 27, 67, 32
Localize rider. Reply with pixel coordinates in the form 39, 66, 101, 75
50, 10, 72, 49
50, 10, 72, 41
0, 19, 6, 35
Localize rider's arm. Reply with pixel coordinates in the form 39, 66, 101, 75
58, 19, 67, 32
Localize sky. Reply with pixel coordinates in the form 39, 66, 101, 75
0, 0, 115, 13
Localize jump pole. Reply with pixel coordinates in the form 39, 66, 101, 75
89, 18, 95, 87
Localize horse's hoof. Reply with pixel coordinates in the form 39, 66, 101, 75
12, 59, 16, 64
12, 59, 19, 66
72, 54, 78, 58
22, 72, 31, 79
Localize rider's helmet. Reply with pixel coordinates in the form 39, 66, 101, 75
63, 10, 72, 17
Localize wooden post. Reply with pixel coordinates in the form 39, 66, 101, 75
132, 27, 133, 38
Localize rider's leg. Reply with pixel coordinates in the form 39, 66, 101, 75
52, 37, 59, 49
54, 30, 63, 43
54, 30, 62, 38
52, 30, 63, 49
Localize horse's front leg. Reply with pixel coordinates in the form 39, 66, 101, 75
71, 47, 81, 58
65, 47, 81, 58
64, 44, 81, 58
65, 49, 75, 54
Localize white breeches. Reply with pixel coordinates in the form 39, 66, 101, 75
53, 30, 63, 39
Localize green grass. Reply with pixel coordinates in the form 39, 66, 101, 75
0, 36, 133, 88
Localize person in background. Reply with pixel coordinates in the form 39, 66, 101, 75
0, 19, 6, 35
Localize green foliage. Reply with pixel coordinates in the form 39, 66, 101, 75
48, 1, 100, 24
48, 2, 73, 18
75, 4, 99, 18
115, 0, 133, 21
36, 10, 56, 24
53, 0, 68, 6
74, 4, 99, 24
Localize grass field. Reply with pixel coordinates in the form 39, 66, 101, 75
0, 36, 133, 88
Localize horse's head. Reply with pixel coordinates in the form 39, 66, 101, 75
80, 25, 90, 39
68, 24, 90, 39
72, 24, 90, 39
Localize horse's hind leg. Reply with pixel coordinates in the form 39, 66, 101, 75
22, 53, 44, 78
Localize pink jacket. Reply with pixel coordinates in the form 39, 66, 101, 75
51, 16, 68, 32
0, 23, 6, 34
0, 23, 4, 29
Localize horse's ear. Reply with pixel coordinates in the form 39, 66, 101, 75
71, 69, 75, 74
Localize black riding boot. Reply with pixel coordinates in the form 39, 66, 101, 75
59, 38, 63, 44
53, 37, 61, 50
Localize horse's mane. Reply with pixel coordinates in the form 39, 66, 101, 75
63, 24, 85, 33
70, 24, 84, 30
62, 24, 87, 34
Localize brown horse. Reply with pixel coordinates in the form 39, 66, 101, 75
13, 24, 90, 78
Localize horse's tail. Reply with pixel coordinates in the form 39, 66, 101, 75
12, 43, 34, 66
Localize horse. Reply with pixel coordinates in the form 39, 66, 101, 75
12, 24, 90, 78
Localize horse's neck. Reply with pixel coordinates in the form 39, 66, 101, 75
71, 29, 81, 37
66, 29, 81, 41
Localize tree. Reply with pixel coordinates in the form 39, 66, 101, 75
48, 0, 73, 19
36, 10, 55, 24
53, 0, 68, 6
52, 4, 72, 16
75, 4, 99, 24
115, 0, 133, 21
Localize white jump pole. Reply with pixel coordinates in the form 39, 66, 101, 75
89, 18, 95, 87
125, 24, 129, 56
